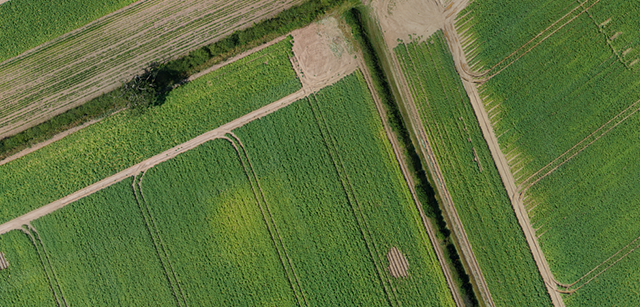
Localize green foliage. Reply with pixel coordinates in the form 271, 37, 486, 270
0, 230, 57, 306
394, 31, 551, 306
458, 1, 640, 304
30, 180, 177, 306
344, 8, 475, 304
0, 39, 301, 224
234, 72, 455, 306
0, 0, 137, 62
140, 139, 298, 306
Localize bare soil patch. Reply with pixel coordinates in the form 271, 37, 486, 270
0, 252, 8, 270
372, 0, 445, 48
387, 247, 409, 278
291, 17, 358, 92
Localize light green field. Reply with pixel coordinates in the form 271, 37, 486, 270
457, 0, 640, 304
0, 39, 300, 225
395, 31, 551, 306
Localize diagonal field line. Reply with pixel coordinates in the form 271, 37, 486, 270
522, 97, 640, 187
0, 87, 308, 235
523, 97, 640, 191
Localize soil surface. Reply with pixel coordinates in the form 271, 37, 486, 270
387, 247, 409, 278
0, 0, 304, 139
291, 17, 358, 92
441, 2, 566, 307
373, 0, 444, 48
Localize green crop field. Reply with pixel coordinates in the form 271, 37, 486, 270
0, 0, 137, 63
0, 230, 57, 306
0, 0, 303, 139
457, 0, 640, 304
0, 71, 455, 306
0, 39, 300, 225
31, 180, 177, 306
394, 31, 551, 306
231, 71, 454, 305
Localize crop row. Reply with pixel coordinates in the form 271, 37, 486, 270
0, 0, 137, 63
394, 31, 551, 306
234, 71, 455, 306
0, 39, 301, 224
0, 0, 304, 138
456, 1, 640, 305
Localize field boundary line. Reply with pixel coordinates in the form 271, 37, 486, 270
357, 55, 465, 306
390, 22, 495, 306
443, 4, 566, 304
21, 224, 68, 307
224, 133, 309, 307
134, 174, 189, 307
307, 93, 400, 306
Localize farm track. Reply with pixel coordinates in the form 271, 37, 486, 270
0, 86, 307, 235
446, 1, 565, 306
133, 174, 189, 307
457, 0, 601, 83
371, 0, 496, 305
0, 0, 304, 139
0, 22, 359, 235
357, 57, 465, 307
21, 225, 68, 307
225, 133, 309, 307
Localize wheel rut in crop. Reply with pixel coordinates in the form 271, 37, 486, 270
21, 224, 68, 307
224, 133, 309, 307
455, 0, 601, 83
306, 94, 401, 306
132, 174, 188, 307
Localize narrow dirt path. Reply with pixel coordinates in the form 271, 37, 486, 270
0, 87, 308, 235
357, 56, 465, 307
0, 18, 358, 236
443, 5, 566, 307
370, 0, 495, 306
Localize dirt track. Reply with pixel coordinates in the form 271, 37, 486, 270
441, 3, 566, 307
358, 54, 464, 307
0, 0, 304, 139
371, 0, 495, 306
0, 18, 356, 236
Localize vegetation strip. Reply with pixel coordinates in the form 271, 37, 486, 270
0, 0, 349, 155
344, 7, 474, 306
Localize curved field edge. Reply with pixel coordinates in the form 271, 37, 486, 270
0, 230, 58, 306
394, 31, 551, 306
0, 0, 137, 63
457, 0, 640, 304
234, 71, 456, 306
0, 39, 301, 224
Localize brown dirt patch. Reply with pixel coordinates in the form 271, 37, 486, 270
0, 252, 8, 270
372, 0, 445, 48
291, 17, 358, 92
387, 247, 409, 278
